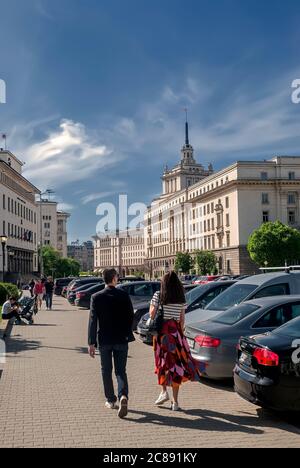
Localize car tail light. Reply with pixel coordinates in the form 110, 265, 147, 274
76, 292, 86, 299
195, 335, 221, 348
253, 348, 279, 367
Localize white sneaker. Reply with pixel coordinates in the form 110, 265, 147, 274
105, 401, 117, 410
155, 391, 170, 406
171, 402, 180, 411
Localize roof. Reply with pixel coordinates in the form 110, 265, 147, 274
238, 271, 300, 286
242, 294, 300, 308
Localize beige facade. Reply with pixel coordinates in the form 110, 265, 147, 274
37, 200, 70, 257
57, 211, 69, 257
94, 229, 145, 276
145, 132, 300, 277
0, 150, 40, 279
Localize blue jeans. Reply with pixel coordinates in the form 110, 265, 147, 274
99, 344, 129, 403
45, 293, 53, 309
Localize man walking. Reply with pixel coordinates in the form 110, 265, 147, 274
88, 269, 134, 419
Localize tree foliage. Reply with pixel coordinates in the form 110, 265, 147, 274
247, 221, 300, 267
175, 252, 193, 274
41, 246, 81, 278
195, 250, 218, 275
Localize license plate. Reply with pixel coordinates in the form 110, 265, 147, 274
187, 338, 195, 349
239, 351, 252, 367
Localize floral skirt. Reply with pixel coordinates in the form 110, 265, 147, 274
154, 319, 206, 387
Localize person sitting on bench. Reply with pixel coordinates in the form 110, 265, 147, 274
2, 296, 23, 325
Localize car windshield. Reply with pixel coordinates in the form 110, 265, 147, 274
185, 284, 212, 306
273, 317, 300, 338
212, 303, 260, 325
206, 283, 257, 311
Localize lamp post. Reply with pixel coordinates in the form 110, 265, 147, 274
0, 235, 8, 282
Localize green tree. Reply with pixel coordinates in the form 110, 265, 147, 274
175, 252, 193, 274
247, 221, 300, 267
41, 246, 81, 278
41, 246, 60, 277
195, 250, 218, 275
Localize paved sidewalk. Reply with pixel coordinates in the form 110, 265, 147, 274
0, 295, 300, 448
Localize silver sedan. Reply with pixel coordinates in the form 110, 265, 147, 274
185, 295, 300, 380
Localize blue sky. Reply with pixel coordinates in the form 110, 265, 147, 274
1, 0, 300, 241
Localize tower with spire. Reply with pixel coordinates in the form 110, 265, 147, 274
161, 115, 213, 196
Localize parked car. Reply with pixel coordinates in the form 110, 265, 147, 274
66, 277, 103, 299
68, 283, 99, 305
179, 275, 194, 284
193, 275, 221, 284
234, 315, 300, 412
54, 277, 76, 296
118, 276, 145, 283
75, 283, 106, 308
182, 284, 198, 293
186, 271, 300, 325
185, 296, 300, 380
117, 281, 161, 305
137, 281, 236, 345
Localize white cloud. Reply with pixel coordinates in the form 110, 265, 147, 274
57, 202, 74, 212
81, 192, 115, 205
22, 119, 122, 189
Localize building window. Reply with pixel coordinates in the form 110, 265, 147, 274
2, 194, 5, 210
262, 193, 269, 204
227, 260, 231, 273
225, 197, 229, 209
288, 193, 296, 205
289, 172, 295, 180
263, 211, 269, 223
226, 232, 230, 247
261, 172, 268, 180
288, 210, 296, 225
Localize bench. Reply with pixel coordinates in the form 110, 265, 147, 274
0, 317, 14, 340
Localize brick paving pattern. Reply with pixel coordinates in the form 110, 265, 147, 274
0, 295, 300, 448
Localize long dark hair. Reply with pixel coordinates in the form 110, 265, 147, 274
160, 271, 185, 305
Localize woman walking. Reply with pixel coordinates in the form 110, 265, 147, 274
34, 278, 46, 310
150, 271, 205, 411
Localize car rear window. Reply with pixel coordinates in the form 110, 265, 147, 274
273, 316, 300, 338
186, 284, 211, 305
206, 283, 257, 310
212, 303, 260, 325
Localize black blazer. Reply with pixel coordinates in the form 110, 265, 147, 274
88, 286, 135, 346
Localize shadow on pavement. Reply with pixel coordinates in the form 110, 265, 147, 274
199, 377, 234, 393
5, 336, 41, 355
126, 408, 264, 434
126, 406, 300, 436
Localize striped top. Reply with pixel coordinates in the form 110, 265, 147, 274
150, 291, 186, 321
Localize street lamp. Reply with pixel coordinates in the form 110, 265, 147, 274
0, 235, 8, 281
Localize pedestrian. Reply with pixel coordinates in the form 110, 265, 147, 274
34, 279, 46, 310
150, 271, 205, 411
1, 296, 24, 325
29, 278, 35, 298
45, 276, 54, 310
88, 268, 134, 419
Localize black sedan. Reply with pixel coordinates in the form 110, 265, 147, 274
68, 283, 98, 305
75, 283, 106, 308
137, 281, 236, 344
234, 316, 300, 412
